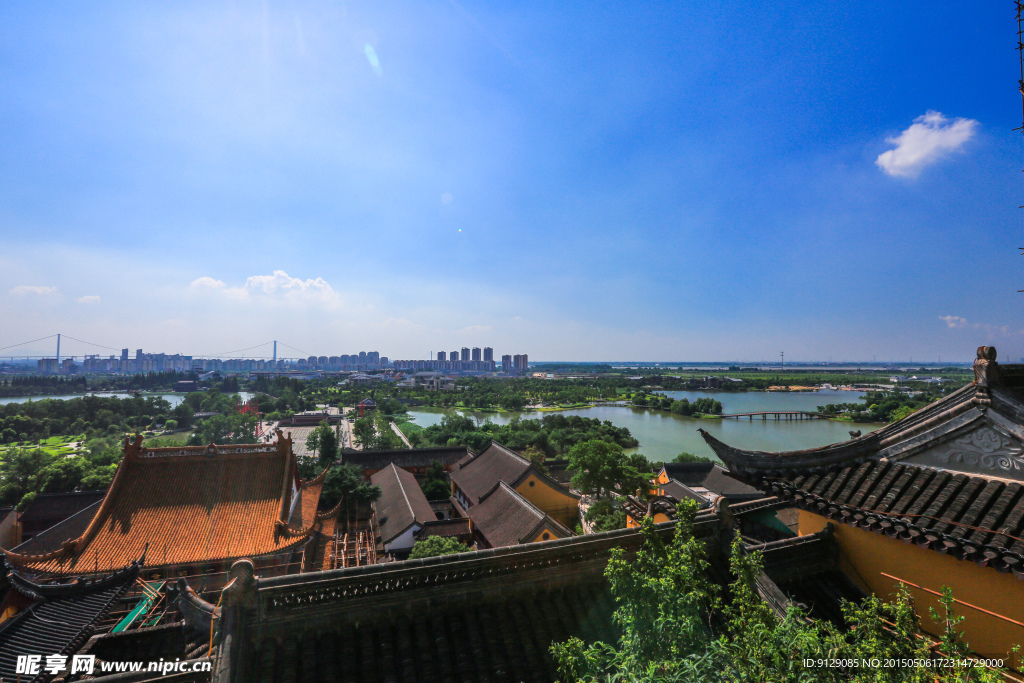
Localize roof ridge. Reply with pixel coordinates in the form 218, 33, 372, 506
491, 441, 530, 465
392, 463, 418, 524
493, 481, 545, 521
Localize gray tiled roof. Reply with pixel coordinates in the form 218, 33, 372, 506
468, 482, 571, 548
659, 463, 762, 500
660, 479, 710, 507
371, 464, 436, 544
451, 442, 532, 503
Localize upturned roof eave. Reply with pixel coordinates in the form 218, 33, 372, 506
700, 382, 983, 479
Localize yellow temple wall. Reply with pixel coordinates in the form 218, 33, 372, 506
515, 474, 578, 528
799, 510, 1024, 669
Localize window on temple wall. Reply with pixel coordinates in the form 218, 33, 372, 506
529, 480, 535, 487
542, 532, 550, 540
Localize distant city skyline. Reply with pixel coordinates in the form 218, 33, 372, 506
1, 4, 1020, 362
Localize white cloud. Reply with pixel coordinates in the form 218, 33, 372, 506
876, 111, 978, 178
190, 276, 227, 289
77, 295, 101, 304
939, 315, 1022, 338
189, 271, 342, 308
10, 285, 57, 296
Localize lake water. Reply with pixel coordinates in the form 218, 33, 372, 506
0, 392, 254, 408
405, 390, 878, 462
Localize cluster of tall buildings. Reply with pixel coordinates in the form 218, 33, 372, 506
392, 348, 529, 375
299, 352, 388, 371
32, 345, 528, 376
41, 349, 194, 375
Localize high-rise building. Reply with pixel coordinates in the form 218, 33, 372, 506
438, 351, 447, 362
513, 354, 529, 373
451, 350, 458, 362
359, 351, 367, 364
501, 355, 512, 373
367, 351, 380, 365
121, 348, 129, 361
483, 347, 493, 362
471, 347, 481, 362
136, 349, 144, 360
461, 348, 470, 362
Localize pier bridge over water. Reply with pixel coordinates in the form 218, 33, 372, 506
720, 411, 833, 421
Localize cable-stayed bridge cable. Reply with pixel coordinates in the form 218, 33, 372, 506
60, 334, 122, 352
0, 334, 58, 352
199, 341, 275, 358
277, 341, 313, 357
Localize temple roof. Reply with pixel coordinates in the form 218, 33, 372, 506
3, 432, 326, 575
0, 555, 143, 683
371, 463, 435, 545
18, 491, 106, 540
414, 517, 472, 541
660, 479, 711, 506
699, 350, 1024, 480
659, 462, 763, 500
701, 348, 1024, 578
14, 500, 101, 555
760, 460, 1024, 576
468, 482, 573, 547
452, 441, 580, 504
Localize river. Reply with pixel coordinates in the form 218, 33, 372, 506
404, 390, 879, 462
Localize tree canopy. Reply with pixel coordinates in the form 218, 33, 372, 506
408, 536, 466, 559
320, 463, 381, 511
567, 440, 651, 498
553, 504, 1005, 682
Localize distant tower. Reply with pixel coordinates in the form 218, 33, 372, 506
451, 350, 458, 362
472, 347, 481, 362
461, 347, 470, 362
438, 351, 447, 362
483, 347, 493, 362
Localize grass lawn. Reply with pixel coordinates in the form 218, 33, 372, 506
2, 434, 89, 458
143, 431, 191, 446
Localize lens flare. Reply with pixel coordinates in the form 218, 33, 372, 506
364, 45, 382, 76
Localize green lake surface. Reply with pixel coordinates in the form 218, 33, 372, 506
405, 390, 879, 462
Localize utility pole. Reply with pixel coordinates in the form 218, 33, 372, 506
56, 333, 61, 372
273, 340, 277, 364
780, 351, 784, 372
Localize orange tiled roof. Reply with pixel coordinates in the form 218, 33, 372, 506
3, 432, 325, 575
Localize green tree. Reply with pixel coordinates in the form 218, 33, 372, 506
352, 417, 375, 450
421, 460, 450, 500
567, 440, 650, 499
320, 463, 382, 511
317, 421, 339, 464
552, 504, 1005, 683
672, 451, 712, 464
408, 536, 466, 559
305, 428, 321, 459
584, 497, 626, 532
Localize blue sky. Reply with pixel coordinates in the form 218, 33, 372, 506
1, 2, 1021, 362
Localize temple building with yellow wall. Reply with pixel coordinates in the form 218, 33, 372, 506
450, 441, 581, 530
702, 346, 1024, 670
